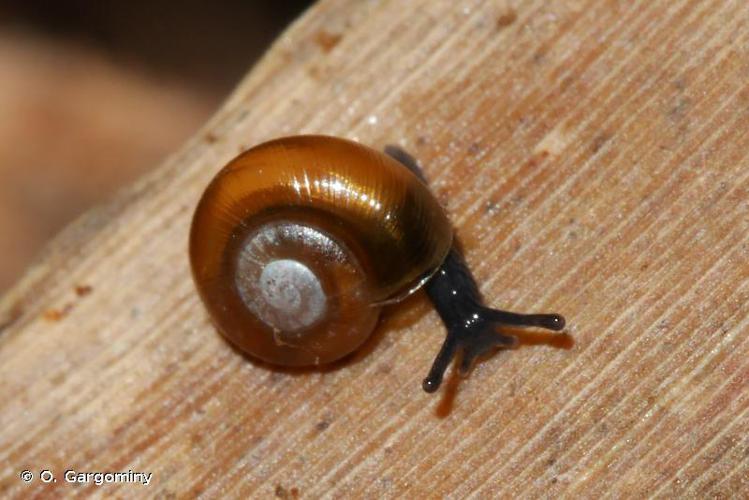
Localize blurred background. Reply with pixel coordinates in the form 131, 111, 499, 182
0, 0, 312, 293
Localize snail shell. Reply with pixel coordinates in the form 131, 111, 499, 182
189, 135, 452, 366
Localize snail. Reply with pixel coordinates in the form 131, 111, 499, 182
189, 135, 565, 392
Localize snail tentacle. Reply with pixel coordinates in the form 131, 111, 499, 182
419, 247, 565, 394
383, 146, 567, 394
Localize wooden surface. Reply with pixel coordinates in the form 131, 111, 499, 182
2, 0, 748, 497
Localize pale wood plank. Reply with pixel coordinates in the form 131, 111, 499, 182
1, 0, 748, 497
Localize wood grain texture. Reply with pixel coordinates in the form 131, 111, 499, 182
2, 0, 749, 497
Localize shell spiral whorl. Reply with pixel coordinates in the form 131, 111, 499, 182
189, 135, 452, 366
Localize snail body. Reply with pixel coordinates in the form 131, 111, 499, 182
190, 135, 565, 392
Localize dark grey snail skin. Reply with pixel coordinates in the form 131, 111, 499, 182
384, 146, 565, 393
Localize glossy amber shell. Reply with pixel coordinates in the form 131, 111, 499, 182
189, 135, 452, 365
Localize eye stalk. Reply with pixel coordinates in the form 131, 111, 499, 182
420, 249, 566, 393
383, 146, 566, 394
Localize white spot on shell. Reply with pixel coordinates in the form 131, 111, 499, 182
236, 257, 327, 332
